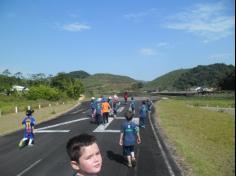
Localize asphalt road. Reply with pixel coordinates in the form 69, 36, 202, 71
0, 99, 182, 176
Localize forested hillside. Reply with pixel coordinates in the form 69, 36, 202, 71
144, 69, 189, 91
144, 63, 235, 91
81, 73, 138, 96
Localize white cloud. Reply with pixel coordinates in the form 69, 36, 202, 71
208, 53, 234, 61
62, 23, 91, 32
156, 42, 169, 48
139, 48, 156, 56
124, 8, 159, 21
163, 2, 235, 42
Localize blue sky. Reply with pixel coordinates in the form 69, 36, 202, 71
0, 0, 235, 81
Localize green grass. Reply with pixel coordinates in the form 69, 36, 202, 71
173, 94, 235, 108
156, 98, 235, 176
0, 95, 72, 115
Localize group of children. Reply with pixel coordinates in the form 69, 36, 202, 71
90, 94, 121, 125
18, 95, 153, 176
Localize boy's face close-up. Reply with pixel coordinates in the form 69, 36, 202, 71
77, 143, 102, 175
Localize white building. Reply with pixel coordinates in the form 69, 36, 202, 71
11, 85, 29, 92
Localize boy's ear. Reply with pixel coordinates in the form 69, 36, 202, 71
70, 161, 80, 171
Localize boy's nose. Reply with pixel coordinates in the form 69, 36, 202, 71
94, 155, 101, 162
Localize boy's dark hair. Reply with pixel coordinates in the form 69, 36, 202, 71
124, 111, 133, 121
26, 109, 34, 116
66, 133, 97, 162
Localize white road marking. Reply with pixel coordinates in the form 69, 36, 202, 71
93, 118, 114, 132
117, 107, 124, 112
17, 159, 42, 176
35, 118, 89, 131
70, 109, 84, 114
34, 130, 70, 133
93, 117, 139, 133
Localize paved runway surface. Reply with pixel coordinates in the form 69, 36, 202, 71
0, 99, 182, 176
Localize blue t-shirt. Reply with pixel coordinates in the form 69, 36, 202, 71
121, 121, 139, 146
95, 102, 102, 115
90, 100, 96, 109
139, 105, 147, 118
130, 100, 136, 109
22, 116, 36, 138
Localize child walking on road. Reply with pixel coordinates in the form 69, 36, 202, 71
66, 133, 103, 176
129, 97, 136, 115
139, 101, 148, 128
119, 111, 141, 167
19, 109, 36, 147
101, 98, 111, 124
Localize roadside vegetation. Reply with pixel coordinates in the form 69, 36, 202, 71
156, 95, 235, 176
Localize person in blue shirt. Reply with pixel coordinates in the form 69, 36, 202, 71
90, 97, 96, 123
119, 111, 141, 167
19, 109, 36, 147
95, 99, 102, 125
112, 94, 120, 118
129, 97, 136, 115
146, 98, 153, 112
108, 96, 113, 117
139, 101, 148, 128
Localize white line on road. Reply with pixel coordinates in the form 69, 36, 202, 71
17, 159, 42, 176
34, 130, 70, 133
117, 107, 124, 112
35, 118, 89, 131
93, 118, 114, 132
93, 117, 139, 133
70, 109, 84, 114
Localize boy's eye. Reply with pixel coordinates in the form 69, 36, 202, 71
85, 155, 93, 160
95, 151, 101, 156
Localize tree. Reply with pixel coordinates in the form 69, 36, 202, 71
218, 70, 235, 90
51, 73, 84, 99
14, 72, 23, 79
2, 69, 11, 77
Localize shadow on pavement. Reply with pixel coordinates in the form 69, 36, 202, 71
106, 150, 126, 166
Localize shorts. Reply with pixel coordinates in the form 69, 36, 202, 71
123, 145, 134, 156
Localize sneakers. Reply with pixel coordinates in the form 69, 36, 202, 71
131, 158, 136, 167
127, 158, 137, 168
127, 162, 132, 168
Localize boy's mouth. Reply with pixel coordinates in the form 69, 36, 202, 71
94, 163, 101, 168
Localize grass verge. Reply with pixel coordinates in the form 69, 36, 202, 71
156, 98, 235, 176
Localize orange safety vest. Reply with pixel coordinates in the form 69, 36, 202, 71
102, 102, 110, 113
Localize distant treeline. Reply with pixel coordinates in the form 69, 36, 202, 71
0, 71, 85, 100
0, 63, 235, 101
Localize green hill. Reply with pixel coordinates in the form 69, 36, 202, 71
143, 69, 189, 91
174, 63, 235, 90
67, 70, 90, 79
144, 63, 235, 91
81, 73, 138, 96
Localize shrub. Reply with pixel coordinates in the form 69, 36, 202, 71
26, 85, 60, 101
